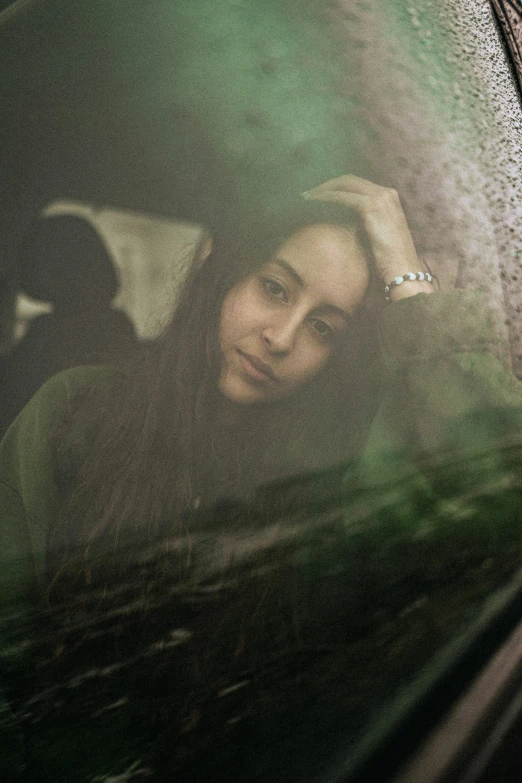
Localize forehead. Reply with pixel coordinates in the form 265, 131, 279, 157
270, 223, 370, 313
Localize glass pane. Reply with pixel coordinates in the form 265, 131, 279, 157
1, 2, 522, 781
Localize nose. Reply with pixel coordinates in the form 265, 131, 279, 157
262, 312, 300, 354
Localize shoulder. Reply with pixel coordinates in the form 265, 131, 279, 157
23, 364, 127, 429
0, 365, 127, 488
33, 364, 127, 407
38, 366, 129, 485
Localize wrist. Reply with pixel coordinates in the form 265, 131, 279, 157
388, 280, 435, 301
384, 271, 437, 302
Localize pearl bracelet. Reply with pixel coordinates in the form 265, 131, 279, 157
384, 271, 433, 302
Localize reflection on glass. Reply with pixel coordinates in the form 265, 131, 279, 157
2, 2, 522, 782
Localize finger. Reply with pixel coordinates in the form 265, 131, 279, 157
305, 174, 388, 197
303, 189, 370, 213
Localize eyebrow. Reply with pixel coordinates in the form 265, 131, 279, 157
271, 258, 352, 322
272, 258, 305, 287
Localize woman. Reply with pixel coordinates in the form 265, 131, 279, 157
2, 176, 522, 780
0, 176, 437, 593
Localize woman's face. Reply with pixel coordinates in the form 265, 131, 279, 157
218, 223, 370, 404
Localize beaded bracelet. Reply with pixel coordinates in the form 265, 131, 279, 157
384, 271, 434, 302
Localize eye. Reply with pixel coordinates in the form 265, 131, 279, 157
309, 318, 335, 341
261, 277, 287, 301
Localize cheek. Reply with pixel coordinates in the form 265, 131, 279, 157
289, 340, 332, 386
219, 284, 263, 346
219, 289, 247, 346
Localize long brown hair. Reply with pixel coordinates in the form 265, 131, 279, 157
47, 198, 381, 593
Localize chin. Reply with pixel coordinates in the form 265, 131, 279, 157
218, 375, 273, 405
220, 385, 266, 405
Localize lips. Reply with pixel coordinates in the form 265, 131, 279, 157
237, 350, 276, 381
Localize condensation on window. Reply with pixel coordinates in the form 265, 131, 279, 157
319, 0, 522, 372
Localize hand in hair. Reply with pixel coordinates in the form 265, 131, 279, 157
303, 174, 434, 302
